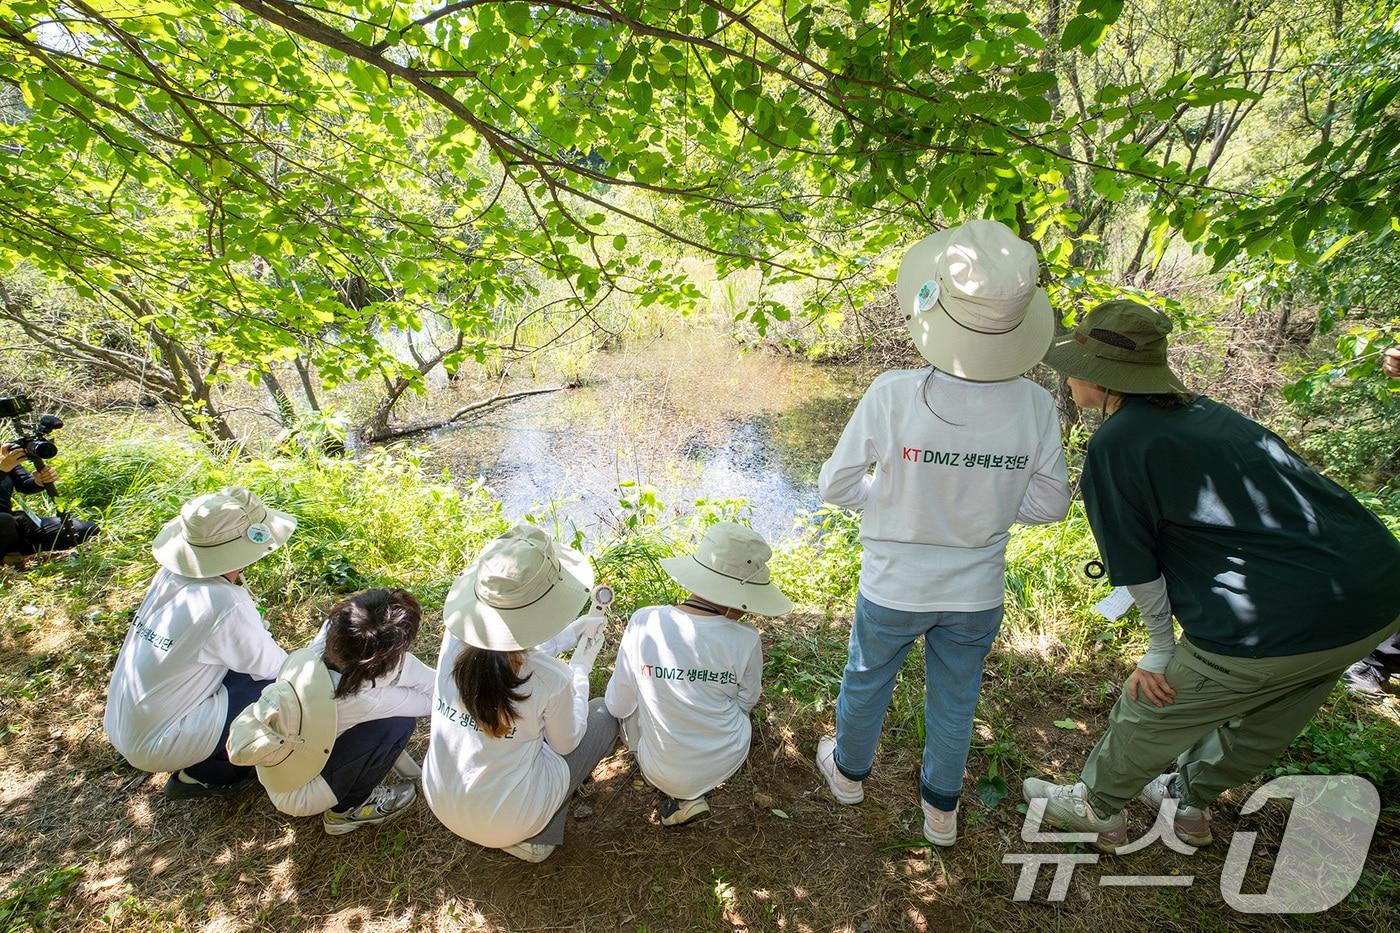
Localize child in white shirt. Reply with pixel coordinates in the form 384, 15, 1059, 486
814, 220, 1070, 846
228, 589, 434, 835
605, 522, 790, 826
423, 524, 615, 863
104, 487, 295, 799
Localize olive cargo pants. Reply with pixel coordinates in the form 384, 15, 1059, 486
1081, 614, 1400, 814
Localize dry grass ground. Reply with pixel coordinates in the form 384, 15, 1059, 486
2, 587, 1396, 933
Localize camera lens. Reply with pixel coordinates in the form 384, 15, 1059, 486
24, 439, 57, 460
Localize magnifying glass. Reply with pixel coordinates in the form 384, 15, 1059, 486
1084, 560, 1107, 580
592, 584, 615, 613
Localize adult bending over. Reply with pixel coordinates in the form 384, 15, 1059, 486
1340, 342, 1400, 695
424, 524, 616, 863
605, 522, 791, 827
104, 487, 295, 798
227, 589, 433, 834
815, 219, 1071, 846
1024, 300, 1400, 852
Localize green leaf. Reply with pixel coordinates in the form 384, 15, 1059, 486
1182, 208, 1208, 243
1053, 719, 1080, 730
975, 775, 1009, 809
1059, 15, 1101, 51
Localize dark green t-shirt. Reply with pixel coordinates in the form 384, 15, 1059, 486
1082, 395, 1400, 658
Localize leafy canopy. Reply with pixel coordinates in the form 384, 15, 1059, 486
0, 0, 1299, 383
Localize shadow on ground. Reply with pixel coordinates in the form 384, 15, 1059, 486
1, 609, 1396, 931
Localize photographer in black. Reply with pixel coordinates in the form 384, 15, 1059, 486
0, 400, 98, 558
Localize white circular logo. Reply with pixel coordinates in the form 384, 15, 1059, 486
914, 279, 942, 315
247, 523, 272, 545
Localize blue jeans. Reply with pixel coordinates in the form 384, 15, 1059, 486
834, 594, 1003, 811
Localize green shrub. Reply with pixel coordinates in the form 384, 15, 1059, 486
46, 438, 509, 612
768, 505, 862, 611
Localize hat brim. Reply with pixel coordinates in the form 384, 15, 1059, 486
152, 506, 297, 579
252, 648, 336, 794
660, 555, 793, 617
1044, 335, 1191, 396
906, 288, 1054, 382
443, 544, 594, 651
897, 228, 1054, 382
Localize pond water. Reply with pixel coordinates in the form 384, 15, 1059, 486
418, 331, 870, 544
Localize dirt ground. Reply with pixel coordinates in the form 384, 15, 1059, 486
2, 608, 1396, 932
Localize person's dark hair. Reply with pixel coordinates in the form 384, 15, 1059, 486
1115, 390, 1196, 409
453, 645, 530, 738
322, 588, 422, 699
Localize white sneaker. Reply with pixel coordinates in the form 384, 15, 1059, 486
660, 795, 711, 826
1139, 773, 1212, 846
921, 801, 957, 847
502, 841, 557, 863
322, 782, 416, 835
1021, 778, 1128, 854
815, 735, 864, 804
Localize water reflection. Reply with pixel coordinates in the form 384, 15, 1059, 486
418, 335, 866, 543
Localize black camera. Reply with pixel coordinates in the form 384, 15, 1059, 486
0, 396, 62, 460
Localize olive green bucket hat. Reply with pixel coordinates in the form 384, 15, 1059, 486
1044, 299, 1190, 395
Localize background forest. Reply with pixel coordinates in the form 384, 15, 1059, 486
0, 0, 1397, 930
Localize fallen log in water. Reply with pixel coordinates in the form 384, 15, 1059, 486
362, 381, 581, 443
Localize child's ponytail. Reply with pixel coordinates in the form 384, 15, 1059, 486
323, 588, 422, 698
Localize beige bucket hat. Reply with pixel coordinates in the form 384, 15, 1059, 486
443, 524, 594, 651
661, 522, 792, 617
896, 219, 1054, 382
226, 648, 336, 794
152, 487, 296, 579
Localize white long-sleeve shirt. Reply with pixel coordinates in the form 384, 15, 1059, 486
604, 606, 762, 800
265, 623, 437, 816
104, 569, 287, 773
818, 369, 1070, 612
422, 631, 589, 849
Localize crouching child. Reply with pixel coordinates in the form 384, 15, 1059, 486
604, 522, 791, 826
227, 589, 433, 835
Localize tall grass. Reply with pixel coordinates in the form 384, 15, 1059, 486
40, 438, 510, 614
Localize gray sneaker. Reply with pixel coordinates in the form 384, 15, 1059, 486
1021, 778, 1128, 854
322, 782, 416, 835
1341, 661, 1387, 696
1139, 773, 1212, 846
660, 795, 711, 827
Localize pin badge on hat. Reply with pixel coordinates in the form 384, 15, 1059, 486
247, 523, 273, 545
911, 279, 941, 320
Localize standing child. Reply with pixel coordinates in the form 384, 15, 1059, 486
605, 522, 791, 826
227, 588, 433, 834
423, 525, 616, 863
815, 219, 1070, 846
104, 487, 295, 798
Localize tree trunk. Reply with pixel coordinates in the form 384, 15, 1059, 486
293, 357, 322, 411
261, 368, 297, 427
359, 331, 466, 440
